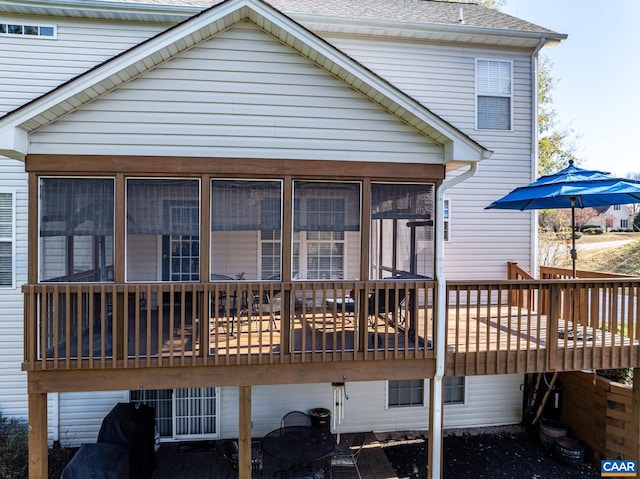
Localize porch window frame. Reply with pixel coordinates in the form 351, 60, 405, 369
291, 180, 362, 281
37, 176, 116, 284
124, 177, 202, 283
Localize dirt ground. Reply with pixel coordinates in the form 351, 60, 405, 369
380, 426, 601, 479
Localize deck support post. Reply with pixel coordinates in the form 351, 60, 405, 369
239, 385, 252, 479
28, 391, 48, 479
633, 368, 640, 462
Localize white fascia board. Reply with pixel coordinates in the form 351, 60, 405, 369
0, 125, 28, 161
444, 141, 493, 165
289, 15, 567, 47
0, 0, 203, 21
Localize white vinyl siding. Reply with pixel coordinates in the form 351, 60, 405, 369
54, 391, 128, 445
326, 36, 535, 279
0, 16, 165, 115
30, 22, 443, 164
0, 192, 14, 287
241, 375, 522, 437
0, 160, 27, 418
476, 59, 512, 130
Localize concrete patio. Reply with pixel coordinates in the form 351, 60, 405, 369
152, 432, 398, 479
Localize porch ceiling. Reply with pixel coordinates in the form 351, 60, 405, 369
0, 0, 490, 164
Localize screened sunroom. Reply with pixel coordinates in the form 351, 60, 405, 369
33, 173, 436, 364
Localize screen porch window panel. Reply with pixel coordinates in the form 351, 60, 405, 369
370, 183, 434, 279
39, 178, 115, 283
292, 181, 360, 280
0, 192, 13, 287
126, 179, 200, 282
212, 180, 282, 281
476, 59, 512, 130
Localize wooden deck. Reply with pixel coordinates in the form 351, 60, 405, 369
23, 277, 640, 377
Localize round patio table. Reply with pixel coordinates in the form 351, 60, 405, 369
262, 425, 335, 467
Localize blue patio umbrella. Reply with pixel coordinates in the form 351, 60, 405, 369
486, 160, 640, 277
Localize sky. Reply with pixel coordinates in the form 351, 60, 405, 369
502, 0, 640, 177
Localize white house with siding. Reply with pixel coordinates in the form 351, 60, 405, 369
590, 204, 636, 231
0, 1, 568, 477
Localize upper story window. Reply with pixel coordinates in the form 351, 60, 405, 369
476, 59, 512, 130
0, 192, 14, 288
0, 23, 56, 38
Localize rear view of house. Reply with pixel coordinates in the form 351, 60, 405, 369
4, 1, 639, 478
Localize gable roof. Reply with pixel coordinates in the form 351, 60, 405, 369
0, 0, 566, 47
0, 0, 491, 165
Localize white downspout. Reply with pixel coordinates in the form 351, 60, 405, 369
530, 38, 547, 276
430, 161, 479, 479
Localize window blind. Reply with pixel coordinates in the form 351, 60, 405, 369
0, 192, 12, 287
127, 179, 200, 235
211, 180, 281, 231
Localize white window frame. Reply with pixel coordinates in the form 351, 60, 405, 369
129, 387, 220, 441
476, 59, 513, 131
620, 219, 629, 230
443, 376, 466, 405
0, 22, 57, 38
386, 379, 427, 409
0, 191, 15, 288
293, 230, 346, 280
386, 377, 466, 409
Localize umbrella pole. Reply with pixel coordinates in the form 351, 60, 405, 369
570, 197, 577, 278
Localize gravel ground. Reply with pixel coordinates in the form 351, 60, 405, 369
380, 426, 601, 479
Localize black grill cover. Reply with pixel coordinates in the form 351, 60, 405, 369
98, 402, 157, 479
61, 443, 129, 479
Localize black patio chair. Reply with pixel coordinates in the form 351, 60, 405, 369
218, 439, 263, 472
280, 410, 311, 428
330, 432, 366, 479
367, 287, 406, 327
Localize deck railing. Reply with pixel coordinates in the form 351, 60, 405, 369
22, 279, 436, 371
22, 277, 640, 375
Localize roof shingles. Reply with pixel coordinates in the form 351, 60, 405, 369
95, 0, 560, 35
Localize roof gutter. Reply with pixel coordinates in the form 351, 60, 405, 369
430, 160, 478, 479
0, 0, 202, 21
